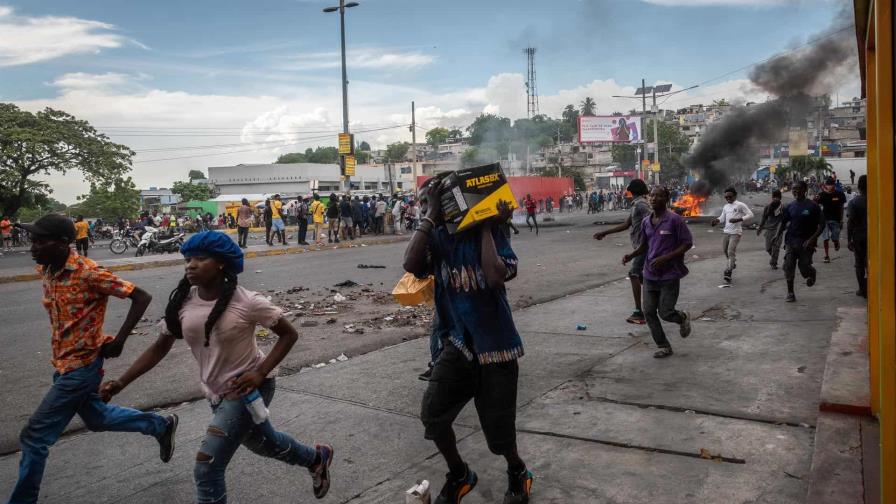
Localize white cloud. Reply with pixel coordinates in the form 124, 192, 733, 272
17, 68, 824, 203
287, 48, 435, 71
640, 0, 797, 5
0, 6, 129, 66
52, 72, 131, 91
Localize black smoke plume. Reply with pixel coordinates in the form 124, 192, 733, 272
686, 17, 856, 192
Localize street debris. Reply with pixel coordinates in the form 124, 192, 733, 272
255, 270, 264, 273
333, 293, 347, 302
699, 448, 724, 462
300, 320, 319, 327
576, 325, 587, 331
334, 280, 359, 288
358, 264, 387, 269
718, 284, 732, 288
337, 353, 349, 361
797, 365, 807, 374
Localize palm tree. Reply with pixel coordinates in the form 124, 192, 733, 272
580, 97, 597, 116
784, 155, 833, 181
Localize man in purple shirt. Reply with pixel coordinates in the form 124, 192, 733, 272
623, 187, 694, 358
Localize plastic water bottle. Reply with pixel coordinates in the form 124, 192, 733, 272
242, 389, 269, 424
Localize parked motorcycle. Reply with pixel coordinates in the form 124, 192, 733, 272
108, 228, 141, 255
135, 226, 185, 257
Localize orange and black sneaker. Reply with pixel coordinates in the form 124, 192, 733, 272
434, 464, 477, 504
503, 467, 534, 504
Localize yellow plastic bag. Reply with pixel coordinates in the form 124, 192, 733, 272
392, 272, 435, 306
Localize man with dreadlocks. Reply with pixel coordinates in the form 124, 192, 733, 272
100, 231, 334, 504
8, 214, 176, 504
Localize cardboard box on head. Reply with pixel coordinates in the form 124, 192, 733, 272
439, 163, 518, 234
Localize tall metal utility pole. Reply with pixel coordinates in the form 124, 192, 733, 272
324, 0, 359, 189
641, 78, 647, 179
652, 88, 660, 184
411, 101, 418, 193
524, 47, 539, 118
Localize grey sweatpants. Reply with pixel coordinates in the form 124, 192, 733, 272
723, 233, 742, 272
764, 229, 781, 266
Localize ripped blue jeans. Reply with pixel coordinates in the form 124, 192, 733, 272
195, 378, 317, 504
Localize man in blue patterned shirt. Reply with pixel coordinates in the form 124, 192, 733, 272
404, 175, 533, 504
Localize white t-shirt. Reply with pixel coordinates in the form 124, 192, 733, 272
160, 285, 283, 402
717, 201, 754, 235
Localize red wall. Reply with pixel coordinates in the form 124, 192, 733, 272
416, 175, 574, 204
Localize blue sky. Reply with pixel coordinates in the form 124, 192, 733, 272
0, 0, 856, 201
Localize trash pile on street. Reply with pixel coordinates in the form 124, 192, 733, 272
258, 280, 433, 338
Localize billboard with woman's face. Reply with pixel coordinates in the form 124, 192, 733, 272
578, 116, 642, 143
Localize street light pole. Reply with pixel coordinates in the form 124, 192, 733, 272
324, 0, 359, 190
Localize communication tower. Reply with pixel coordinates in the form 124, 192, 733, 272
524, 47, 539, 118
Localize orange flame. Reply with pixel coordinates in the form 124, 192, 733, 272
673, 193, 707, 217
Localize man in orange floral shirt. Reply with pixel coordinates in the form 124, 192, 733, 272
7, 214, 178, 504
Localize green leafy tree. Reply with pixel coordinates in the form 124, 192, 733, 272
276, 152, 307, 163
580, 97, 597, 116
385, 142, 410, 162
712, 99, 730, 107
188, 169, 206, 180
461, 146, 499, 167
782, 156, 833, 181
0, 104, 134, 217
467, 114, 512, 147
611, 144, 638, 169
425, 127, 451, 146
644, 119, 693, 181
16, 197, 67, 223
171, 180, 212, 202
276, 146, 339, 164
73, 177, 140, 220
447, 128, 464, 143
359, 140, 371, 151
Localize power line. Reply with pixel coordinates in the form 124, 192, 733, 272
661, 25, 855, 108
132, 124, 408, 163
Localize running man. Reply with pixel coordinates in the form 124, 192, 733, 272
594, 179, 652, 325
756, 190, 784, 269
404, 181, 533, 504
8, 214, 176, 504
847, 175, 868, 297
815, 177, 847, 263
523, 194, 538, 234
623, 187, 693, 358
777, 181, 824, 302
101, 231, 334, 503
711, 187, 753, 283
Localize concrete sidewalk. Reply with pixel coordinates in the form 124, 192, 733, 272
0, 246, 864, 503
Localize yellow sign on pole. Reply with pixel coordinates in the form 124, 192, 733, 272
651, 162, 661, 173
770, 164, 778, 174
338, 133, 352, 155
344, 155, 356, 176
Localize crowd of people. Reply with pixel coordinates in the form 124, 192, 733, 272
3, 165, 869, 504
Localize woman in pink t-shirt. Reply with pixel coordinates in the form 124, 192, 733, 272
100, 231, 334, 503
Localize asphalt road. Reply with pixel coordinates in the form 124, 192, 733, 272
0, 230, 298, 270
0, 200, 790, 453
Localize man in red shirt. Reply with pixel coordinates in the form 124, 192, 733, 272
524, 194, 538, 235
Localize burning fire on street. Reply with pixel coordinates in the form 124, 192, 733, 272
672, 193, 708, 216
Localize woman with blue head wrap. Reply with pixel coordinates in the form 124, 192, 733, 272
98, 231, 335, 502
